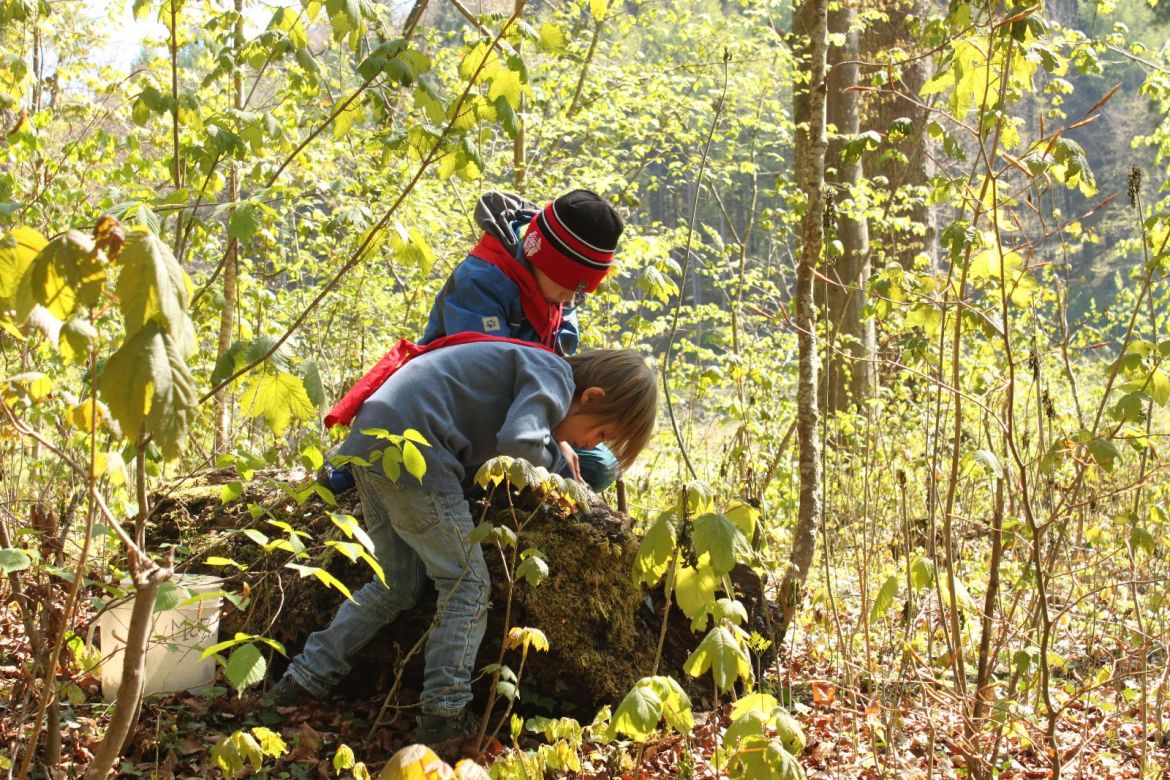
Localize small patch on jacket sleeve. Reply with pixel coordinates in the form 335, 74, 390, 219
482, 315, 502, 332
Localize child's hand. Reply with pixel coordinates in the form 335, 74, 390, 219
558, 441, 583, 482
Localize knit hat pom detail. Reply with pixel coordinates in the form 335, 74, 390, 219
523, 189, 623, 294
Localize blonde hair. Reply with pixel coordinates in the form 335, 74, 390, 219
565, 349, 658, 470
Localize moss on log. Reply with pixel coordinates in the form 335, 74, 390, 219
150, 469, 773, 718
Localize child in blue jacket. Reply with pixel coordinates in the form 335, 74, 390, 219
322, 190, 627, 494
420, 189, 625, 489
274, 343, 658, 744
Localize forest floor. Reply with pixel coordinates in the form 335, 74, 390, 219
4, 600, 1167, 779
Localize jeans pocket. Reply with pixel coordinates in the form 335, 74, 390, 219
390, 490, 448, 536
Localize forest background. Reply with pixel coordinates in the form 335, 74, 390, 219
2, 0, 1170, 776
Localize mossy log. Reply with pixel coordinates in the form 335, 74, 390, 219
151, 469, 775, 717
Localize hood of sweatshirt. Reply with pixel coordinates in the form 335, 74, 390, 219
474, 191, 540, 255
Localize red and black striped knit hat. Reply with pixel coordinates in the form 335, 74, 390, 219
522, 189, 624, 294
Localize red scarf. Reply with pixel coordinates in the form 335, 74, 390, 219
469, 233, 563, 348
324, 333, 556, 428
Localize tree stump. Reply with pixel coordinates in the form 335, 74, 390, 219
150, 469, 775, 719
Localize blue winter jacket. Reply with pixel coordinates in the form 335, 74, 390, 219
420, 192, 580, 355
418, 191, 617, 490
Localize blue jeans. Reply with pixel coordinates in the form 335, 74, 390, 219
284, 467, 489, 716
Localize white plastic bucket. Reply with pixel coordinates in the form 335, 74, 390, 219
98, 574, 223, 702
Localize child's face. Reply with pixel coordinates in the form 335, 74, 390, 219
533, 268, 579, 306
553, 412, 619, 451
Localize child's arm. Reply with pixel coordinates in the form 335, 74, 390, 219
495, 363, 573, 473
428, 261, 515, 339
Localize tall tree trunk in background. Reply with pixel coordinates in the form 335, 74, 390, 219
860, 0, 936, 269
823, 0, 874, 413
779, 0, 828, 642
214, 0, 244, 453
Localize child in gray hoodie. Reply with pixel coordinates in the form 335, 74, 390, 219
272, 341, 657, 744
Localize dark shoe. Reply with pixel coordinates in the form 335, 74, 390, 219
414, 709, 477, 744
317, 464, 355, 496
268, 675, 310, 707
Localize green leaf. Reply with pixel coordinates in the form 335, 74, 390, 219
730, 692, 779, 721
645, 676, 694, 734
488, 66, 523, 110
632, 510, 677, 587
154, 580, 183, 612
516, 554, 549, 586
240, 372, 316, 436
59, 317, 97, 364
225, 643, 267, 694
402, 440, 427, 483
713, 598, 748, 626
114, 229, 194, 354
910, 557, 934, 590
1130, 525, 1155, 556
1111, 392, 1147, 424
841, 130, 881, 165
220, 481, 244, 504
773, 707, 806, 755
1149, 370, 1170, 406
724, 502, 759, 542
228, 204, 261, 241
205, 556, 245, 570
869, 575, 899, 622
30, 230, 102, 320
1087, 437, 1121, 472
333, 744, 356, 772
682, 625, 751, 692
302, 361, 324, 408
99, 321, 197, 459
693, 513, 747, 575
606, 681, 662, 742
497, 680, 518, 701
251, 726, 287, 758
286, 562, 354, 601
0, 548, 31, 574
211, 341, 249, 385
330, 512, 377, 555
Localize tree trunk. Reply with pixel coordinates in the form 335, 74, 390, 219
83, 568, 169, 780
779, 0, 827, 641
213, 0, 244, 453
860, 0, 936, 269
822, 0, 874, 413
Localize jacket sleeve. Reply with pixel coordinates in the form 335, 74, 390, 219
427, 260, 515, 339
495, 357, 572, 472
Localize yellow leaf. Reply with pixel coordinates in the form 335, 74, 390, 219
488, 68, 523, 110
538, 22, 566, 51
459, 42, 497, 83
333, 98, 365, 139
505, 626, 549, 653
675, 564, 719, 626
453, 759, 490, 779
68, 400, 110, 433
589, 0, 608, 21
5, 372, 53, 401
379, 744, 454, 780
0, 226, 47, 303
240, 372, 316, 436
437, 150, 459, 180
